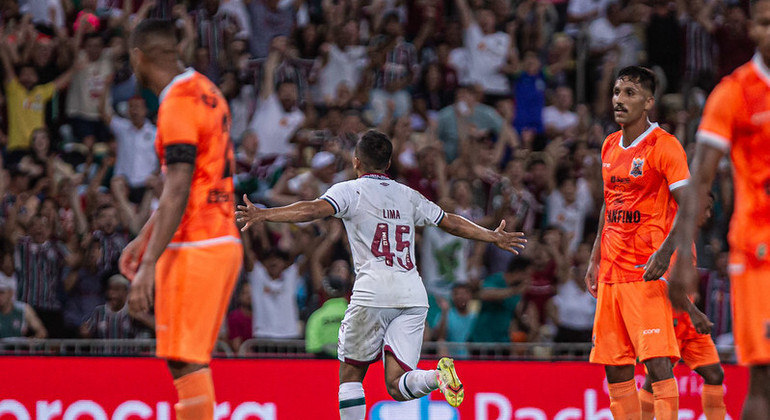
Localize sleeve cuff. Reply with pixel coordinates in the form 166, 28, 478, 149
668, 179, 689, 191
696, 130, 731, 152
321, 196, 340, 214
434, 211, 446, 226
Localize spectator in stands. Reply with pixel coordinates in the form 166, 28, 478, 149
13, 214, 73, 337
80, 274, 153, 339
227, 282, 253, 353
247, 248, 302, 339
469, 257, 532, 343
543, 86, 579, 138
90, 204, 128, 274
220, 70, 256, 144
63, 238, 107, 335
0, 42, 77, 158
0, 250, 46, 338
454, 0, 512, 100
305, 274, 350, 358
249, 37, 305, 157
367, 11, 419, 124
437, 85, 506, 163
246, 0, 296, 59
547, 243, 596, 343
100, 93, 158, 204
547, 173, 592, 253
66, 32, 113, 142
433, 283, 478, 357
588, 2, 641, 71
268, 151, 343, 206
315, 20, 368, 107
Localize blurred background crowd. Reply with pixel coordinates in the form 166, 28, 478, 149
0, 0, 739, 358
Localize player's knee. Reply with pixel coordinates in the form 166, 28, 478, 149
644, 358, 673, 382
385, 380, 406, 401
749, 364, 770, 396
699, 364, 724, 385
605, 364, 635, 383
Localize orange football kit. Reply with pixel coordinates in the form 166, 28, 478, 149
154, 69, 243, 364
698, 54, 770, 365
590, 123, 689, 366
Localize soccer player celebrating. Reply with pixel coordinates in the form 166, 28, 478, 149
640, 193, 726, 420
119, 20, 243, 420
236, 130, 527, 418
585, 66, 689, 420
669, 0, 770, 417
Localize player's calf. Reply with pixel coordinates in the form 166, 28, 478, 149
605, 365, 642, 420
644, 358, 678, 420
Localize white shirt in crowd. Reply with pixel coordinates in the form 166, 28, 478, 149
552, 279, 596, 331
249, 262, 301, 339
464, 23, 511, 95
543, 106, 578, 134
317, 44, 368, 103
320, 174, 446, 308
420, 226, 469, 300
588, 17, 640, 69
111, 117, 158, 187
249, 93, 305, 156
565, 0, 611, 36
546, 178, 593, 253
229, 84, 255, 143
66, 51, 113, 121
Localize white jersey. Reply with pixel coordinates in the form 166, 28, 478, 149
320, 174, 446, 308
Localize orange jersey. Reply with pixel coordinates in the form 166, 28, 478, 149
698, 54, 770, 260
599, 124, 690, 283
156, 69, 239, 245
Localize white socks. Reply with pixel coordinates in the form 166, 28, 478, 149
398, 370, 439, 400
339, 382, 366, 420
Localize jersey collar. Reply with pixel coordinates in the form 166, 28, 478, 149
159, 68, 196, 104
752, 52, 770, 88
619, 121, 659, 150
360, 173, 390, 180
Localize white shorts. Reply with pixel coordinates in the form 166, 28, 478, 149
337, 304, 427, 370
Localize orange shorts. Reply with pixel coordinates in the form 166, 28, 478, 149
729, 249, 770, 366
673, 311, 721, 369
590, 280, 680, 365
155, 240, 242, 364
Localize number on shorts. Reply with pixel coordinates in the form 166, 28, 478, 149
370, 224, 413, 270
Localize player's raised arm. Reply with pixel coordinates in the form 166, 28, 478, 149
438, 215, 527, 255
236, 195, 336, 231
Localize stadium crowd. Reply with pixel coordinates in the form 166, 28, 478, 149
0, 0, 741, 358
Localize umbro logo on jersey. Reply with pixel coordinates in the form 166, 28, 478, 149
630, 158, 644, 177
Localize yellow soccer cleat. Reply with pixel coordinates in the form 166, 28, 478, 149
436, 357, 464, 407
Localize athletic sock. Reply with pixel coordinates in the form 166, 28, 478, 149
639, 388, 655, 420
397, 370, 439, 400
173, 368, 215, 420
652, 378, 679, 420
607, 379, 641, 420
339, 382, 366, 420
702, 384, 726, 420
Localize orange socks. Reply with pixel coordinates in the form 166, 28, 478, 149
173, 368, 216, 420
702, 384, 726, 420
652, 378, 679, 420
639, 388, 655, 420
608, 379, 641, 420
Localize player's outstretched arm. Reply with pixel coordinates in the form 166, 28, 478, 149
669, 143, 725, 310
236, 194, 336, 231
438, 214, 526, 254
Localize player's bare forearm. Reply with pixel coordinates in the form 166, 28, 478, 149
439, 213, 497, 243
236, 196, 335, 230
589, 203, 606, 264
439, 213, 526, 254
139, 163, 193, 265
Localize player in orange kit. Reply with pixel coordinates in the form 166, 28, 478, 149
640, 193, 726, 420
118, 19, 242, 420
585, 66, 688, 420
669, 0, 770, 418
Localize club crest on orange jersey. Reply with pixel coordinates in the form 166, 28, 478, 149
630, 158, 644, 177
